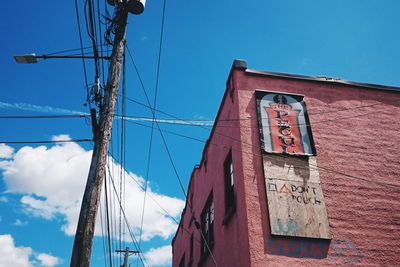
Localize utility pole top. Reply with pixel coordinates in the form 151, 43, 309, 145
116, 247, 139, 267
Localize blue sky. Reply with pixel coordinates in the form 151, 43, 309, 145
1, 0, 399, 266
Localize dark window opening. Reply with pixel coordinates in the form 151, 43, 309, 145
200, 194, 214, 257
223, 151, 236, 224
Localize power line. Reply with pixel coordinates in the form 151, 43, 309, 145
103, 156, 114, 267
0, 110, 385, 129
123, 94, 400, 123
109, 149, 219, 267
122, 96, 399, 189
125, 46, 196, 200
106, 155, 117, 267
213, 111, 379, 128
127, 120, 206, 143
74, 0, 91, 106
128, 47, 218, 266
127, 117, 400, 190
123, 99, 399, 128
138, 0, 168, 250
107, 154, 181, 226
107, 152, 204, 250
96, 0, 108, 93
1, 139, 92, 144
118, 49, 128, 261
98, 200, 111, 267
127, 42, 400, 197
0, 115, 88, 119
120, 92, 400, 191
106, 163, 148, 267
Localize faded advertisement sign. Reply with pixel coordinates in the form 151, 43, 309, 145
256, 91, 316, 155
256, 90, 329, 239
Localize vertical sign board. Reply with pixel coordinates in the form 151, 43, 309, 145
256, 91, 330, 239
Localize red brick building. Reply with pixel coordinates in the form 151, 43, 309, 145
172, 60, 400, 266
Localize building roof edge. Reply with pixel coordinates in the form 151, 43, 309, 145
245, 68, 400, 93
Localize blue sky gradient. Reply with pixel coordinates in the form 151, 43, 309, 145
1, 0, 399, 266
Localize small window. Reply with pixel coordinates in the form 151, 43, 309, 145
200, 194, 214, 256
223, 151, 235, 224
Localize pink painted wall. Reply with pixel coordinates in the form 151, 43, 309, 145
172, 62, 400, 266
172, 66, 252, 267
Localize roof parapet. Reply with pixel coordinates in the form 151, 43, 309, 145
232, 59, 247, 70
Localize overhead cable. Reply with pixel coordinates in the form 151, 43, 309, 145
106, 163, 148, 267
74, 0, 91, 106
138, 0, 168, 249
1, 139, 92, 144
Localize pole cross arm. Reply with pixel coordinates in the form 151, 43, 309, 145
14, 53, 111, 64
115, 250, 140, 254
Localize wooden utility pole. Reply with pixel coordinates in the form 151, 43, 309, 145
70, 2, 128, 266
116, 247, 139, 267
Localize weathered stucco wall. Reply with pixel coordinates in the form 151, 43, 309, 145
172, 69, 252, 267
172, 63, 400, 266
236, 69, 400, 266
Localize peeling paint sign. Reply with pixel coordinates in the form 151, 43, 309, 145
262, 153, 331, 239
256, 91, 316, 155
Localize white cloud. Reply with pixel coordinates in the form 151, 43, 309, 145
0, 143, 14, 158
144, 245, 172, 267
0, 196, 8, 203
37, 253, 62, 267
0, 234, 62, 267
0, 135, 185, 242
51, 134, 71, 142
0, 234, 33, 267
14, 219, 28, 226
21, 196, 58, 220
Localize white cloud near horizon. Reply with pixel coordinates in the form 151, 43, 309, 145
0, 136, 185, 243
144, 245, 172, 267
0, 143, 14, 158
0, 234, 61, 267
14, 219, 28, 226
36, 253, 62, 267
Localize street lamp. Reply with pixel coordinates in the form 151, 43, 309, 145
13, 53, 111, 64
14, 53, 38, 64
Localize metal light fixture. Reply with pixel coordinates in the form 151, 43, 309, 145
14, 53, 38, 64
13, 53, 111, 64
